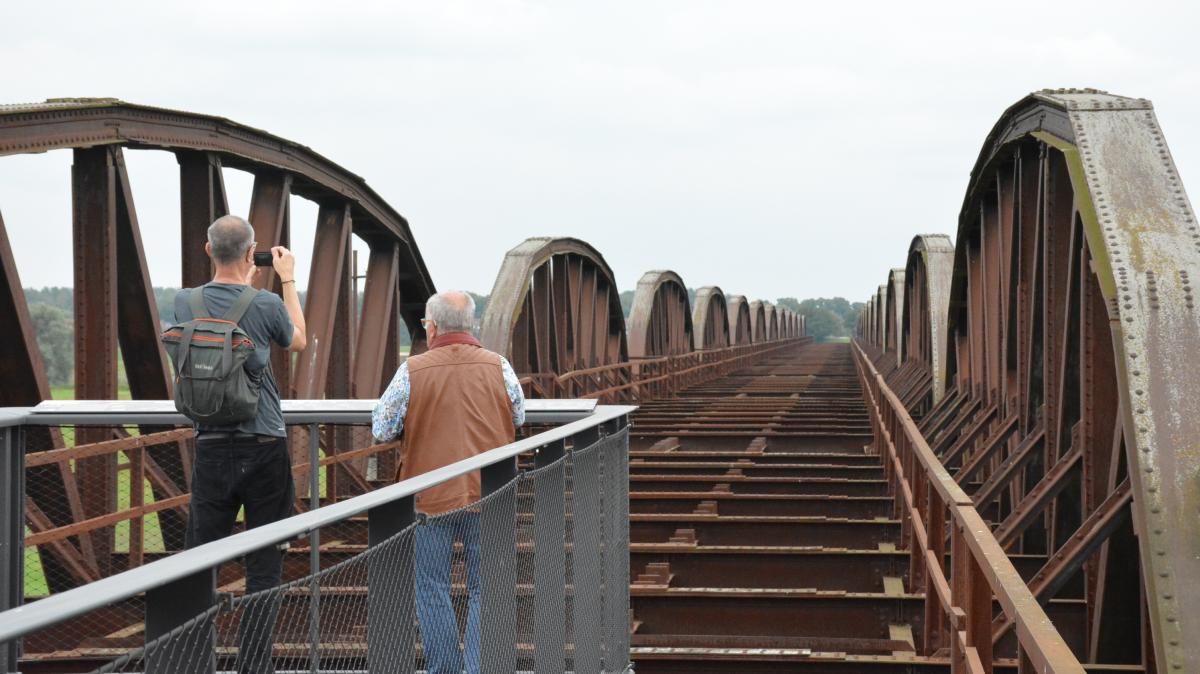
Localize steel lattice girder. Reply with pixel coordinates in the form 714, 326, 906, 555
692, 287, 729, 349
479, 236, 629, 379
628, 270, 695, 358
885, 268, 905, 366
901, 234, 954, 403
0, 99, 438, 591
726, 295, 753, 346
0, 98, 436, 403
748, 300, 768, 343
875, 89, 1199, 672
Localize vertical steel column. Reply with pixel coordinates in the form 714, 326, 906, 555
324, 242, 356, 493
294, 203, 351, 399
480, 456, 518, 674
0, 425, 23, 673
178, 151, 227, 288
72, 147, 119, 575
354, 242, 398, 398
248, 171, 293, 396
367, 495, 416, 673
532, 439, 566, 674
145, 568, 216, 674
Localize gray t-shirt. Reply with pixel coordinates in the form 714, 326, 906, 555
174, 283, 294, 437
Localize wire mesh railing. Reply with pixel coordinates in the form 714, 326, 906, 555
0, 401, 633, 674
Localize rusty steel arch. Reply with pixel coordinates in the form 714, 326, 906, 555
875, 285, 887, 346
691, 286, 730, 350
748, 300, 768, 343
0, 99, 434, 407
627, 270, 694, 358
901, 234, 954, 404
908, 89, 1199, 671
480, 236, 628, 395
885, 269, 905, 363
0, 99, 436, 594
726, 295, 753, 345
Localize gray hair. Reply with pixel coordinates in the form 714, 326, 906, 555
207, 215, 255, 265
425, 291, 476, 333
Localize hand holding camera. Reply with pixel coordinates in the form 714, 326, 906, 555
271, 246, 296, 284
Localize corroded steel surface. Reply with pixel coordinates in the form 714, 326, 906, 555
860, 88, 1199, 673
901, 235, 954, 403
0, 99, 439, 606
885, 268, 905, 367
628, 270, 694, 358
692, 286, 731, 350
727, 295, 753, 346
479, 236, 628, 390
748, 300, 768, 343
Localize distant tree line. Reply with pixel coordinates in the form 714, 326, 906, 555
22, 286, 862, 387
776, 297, 864, 342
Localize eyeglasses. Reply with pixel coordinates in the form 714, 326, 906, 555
420, 318, 436, 327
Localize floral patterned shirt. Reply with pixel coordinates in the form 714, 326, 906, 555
371, 356, 526, 442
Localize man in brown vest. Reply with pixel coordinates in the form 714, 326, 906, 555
371, 290, 526, 674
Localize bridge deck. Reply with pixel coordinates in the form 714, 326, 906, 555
626, 341, 1097, 673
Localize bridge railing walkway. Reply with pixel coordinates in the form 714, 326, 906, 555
852, 340, 1084, 674
0, 400, 635, 674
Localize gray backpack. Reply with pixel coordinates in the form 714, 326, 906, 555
162, 286, 262, 424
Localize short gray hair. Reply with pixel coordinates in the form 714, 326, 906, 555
207, 215, 255, 265
425, 291, 476, 333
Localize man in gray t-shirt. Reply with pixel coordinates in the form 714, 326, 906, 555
177, 215, 307, 674
174, 283, 295, 437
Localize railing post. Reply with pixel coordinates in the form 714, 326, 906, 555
601, 416, 630, 672
533, 439, 566, 674
924, 493, 947, 655
0, 426, 22, 673
481, 455, 518, 674
145, 567, 217, 674
570, 424, 603, 674
307, 423, 321, 674
367, 494, 416, 673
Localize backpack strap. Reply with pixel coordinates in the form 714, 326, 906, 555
188, 285, 210, 319
224, 286, 261, 325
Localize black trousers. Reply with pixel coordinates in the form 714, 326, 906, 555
186, 433, 294, 674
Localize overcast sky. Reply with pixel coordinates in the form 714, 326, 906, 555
3, 1, 1199, 305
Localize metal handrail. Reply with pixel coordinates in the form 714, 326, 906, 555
850, 340, 1083, 673
0, 402, 634, 645
4, 397, 597, 427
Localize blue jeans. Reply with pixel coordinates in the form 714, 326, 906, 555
416, 512, 481, 674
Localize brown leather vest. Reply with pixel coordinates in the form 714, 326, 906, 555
398, 343, 515, 514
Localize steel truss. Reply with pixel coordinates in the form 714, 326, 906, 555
860, 89, 1199, 673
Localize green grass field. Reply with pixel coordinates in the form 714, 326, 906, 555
50, 385, 132, 400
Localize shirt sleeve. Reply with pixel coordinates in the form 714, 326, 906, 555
372, 362, 411, 442
269, 294, 294, 348
500, 357, 526, 427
